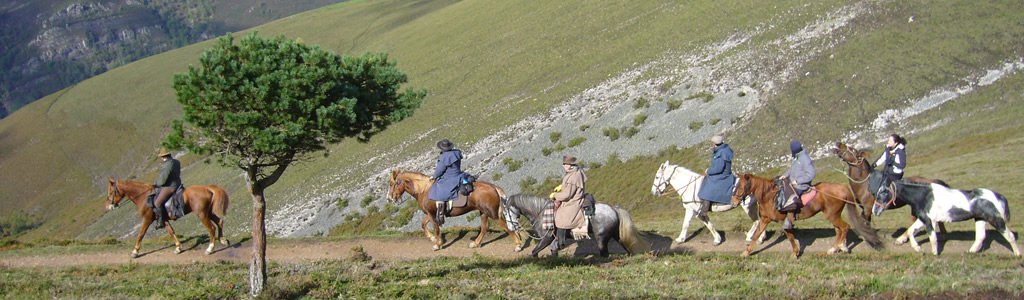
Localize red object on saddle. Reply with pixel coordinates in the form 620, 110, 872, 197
801, 189, 817, 206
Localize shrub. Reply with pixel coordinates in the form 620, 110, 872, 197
710, 118, 721, 125
492, 172, 503, 181
686, 91, 714, 103
336, 198, 350, 211
588, 162, 603, 169
502, 157, 523, 172
666, 99, 682, 112
689, 121, 704, 131
602, 127, 620, 141
549, 132, 562, 143
633, 114, 648, 126
579, 124, 590, 132
518, 176, 538, 192
541, 147, 553, 156
567, 136, 586, 147
623, 126, 640, 138
633, 97, 649, 109
738, 91, 747, 97
553, 143, 566, 151
360, 195, 375, 207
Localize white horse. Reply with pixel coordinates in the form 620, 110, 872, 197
651, 161, 764, 245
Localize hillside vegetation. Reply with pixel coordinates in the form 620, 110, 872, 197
0, 0, 1022, 246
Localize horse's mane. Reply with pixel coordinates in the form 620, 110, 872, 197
667, 164, 701, 178
507, 194, 546, 219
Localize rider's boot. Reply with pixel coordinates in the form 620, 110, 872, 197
782, 211, 795, 230
154, 206, 167, 229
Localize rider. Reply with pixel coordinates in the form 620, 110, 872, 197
427, 139, 464, 225
531, 155, 587, 258
153, 148, 181, 229
874, 133, 907, 202
779, 140, 815, 230
696, 135, 736, 218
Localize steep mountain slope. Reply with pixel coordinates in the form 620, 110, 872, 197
0, 0, 348, 118
1, 0, 1021, 241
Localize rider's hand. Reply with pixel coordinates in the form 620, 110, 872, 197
548, 192, 557, 200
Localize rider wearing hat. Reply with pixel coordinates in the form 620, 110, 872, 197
427, 139, 464, 225
696, 135, 736, 218
779, 140, 815, 230
531, 155, 587, 258
153, 148, 181, 229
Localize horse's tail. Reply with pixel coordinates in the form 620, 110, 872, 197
494, 185, 508, 218
845, 202, 883, 250
613, 206, 651, 255
210, 185, 229, 219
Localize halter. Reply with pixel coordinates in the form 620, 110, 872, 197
655, 165, 702, 202
501, 197, 543, 240
653, 164, 678, 196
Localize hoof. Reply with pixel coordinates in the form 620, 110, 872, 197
130, 250, 139, 258
514, 246, 524, 252
174, 247, 183, 254
827, 247, 838, 255
432, 245, 441, 251
895, 237, 908, 245
713, 239, 723, 246
206, 244, 215, 255
674, 238, 685, 244
220, 238, 230, 246
469, 242, 480, 248
741, 250, 751, 257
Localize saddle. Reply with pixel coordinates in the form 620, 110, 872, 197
775, 179, 809, 212
146, 185, 190, 220
572, 194, 598, 240
451, 174, 477, 209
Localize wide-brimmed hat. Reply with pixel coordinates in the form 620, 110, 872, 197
562, 155, 578, 166
157, 148, 172, 158
436, 139, 454, 151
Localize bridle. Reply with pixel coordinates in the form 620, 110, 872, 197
653, 164, 677, 196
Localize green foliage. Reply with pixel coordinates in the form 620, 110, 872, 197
541, 147, 554, 156
602, 127, 620, 141
335, 198, 350, 211
632, 97, 649, 109
520, 176, 562, 196
567, 137, 586, 148
688, 121, 704, 131
0, 214, 41, 238
738, 91, 747, 97
686, 91, 714, 103
633, 114, 648, 126
587, 162, 603, 169
502, 158, 523, 173
165, 33, 424, 188
665, 99, 682, 112
491, 172, 503, 181
549, 132, 562, 143
553, 143, 566, 151
710, 118, 722, 126
623, 126, 640, 138
518, 176, 537, 192
579, 124, 591, 132
360, 195, 375, 208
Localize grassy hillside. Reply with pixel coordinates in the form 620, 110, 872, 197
1, 0, 1023, 243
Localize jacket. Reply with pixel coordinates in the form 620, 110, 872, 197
875, 144, 906, 179
428, 149, 464, 201
698, 144, 737, 204
784, 150, 815, 192
553, 168, 587, 229
155, 158, 182, 189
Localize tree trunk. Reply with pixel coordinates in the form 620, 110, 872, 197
248, 181, 266, 297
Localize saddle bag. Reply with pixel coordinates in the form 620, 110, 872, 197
458, 174, 477, 196
582, 193, 597, 217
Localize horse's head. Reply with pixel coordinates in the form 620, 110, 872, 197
731, 174, 752, 207
651, 161, 673, 196
386, 170, 406, 203
106, 177, 124, 210
833, 142, 874, 180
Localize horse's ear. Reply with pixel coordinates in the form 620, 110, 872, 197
664, 160, 669, 166
390, 169, 398, 179
108, 177, 115, 184
859, 150, 871, 159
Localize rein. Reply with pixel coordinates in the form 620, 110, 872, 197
657, 165, 702, 203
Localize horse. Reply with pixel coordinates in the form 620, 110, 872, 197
503, 194, 650, 257
853, 163, 1020, 256
730, 173, 882, 257
832, 142, 950, 244
106, 177, 230, 257
386, 170, 522, 251
650, 161, 765, 245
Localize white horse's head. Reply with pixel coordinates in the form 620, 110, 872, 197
652, 161, 674, 196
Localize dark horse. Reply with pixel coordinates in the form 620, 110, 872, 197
833, 145, 1019, 256
106, 178, 230, 258
833, 142, 949, 244
503, 194, 650, 257
731, 174, 882, 257
386, 170, 522, 251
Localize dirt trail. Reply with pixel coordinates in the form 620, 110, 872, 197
2, 228, 1016, 269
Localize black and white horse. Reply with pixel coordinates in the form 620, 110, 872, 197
501, 194, 650, 257
869, 171, 1020, 256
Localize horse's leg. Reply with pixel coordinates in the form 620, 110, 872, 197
783, 227, 800, 258
743, 217, 771, 257
214, 215, 228, 246
676, 206, 694, 243
825, 211, 850, 254
598, 233, 612, 257
696, 211, 722, 245
896, 216, 920, 244
433, 217, 443, 251
969, 220, 987, 253
905, 220, 924, 252
929, 221, 940, 255
494, 211, 524, 252
470, 213, 488, 248
999, 226, 1021, 256
132, 218, 153, 258
421, 216, 438, 243
199, 214, 218, 255
164, 222, 182, 254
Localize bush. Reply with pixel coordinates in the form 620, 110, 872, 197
710, 118, 721, 125
492, 172, 503, 181
686, 91, 714, 103
336, 198, 350, 211
666, 99, 682, 112
588, 162, 603, 169
633, 97, 649, 109
602, 127, 620, 141
579, 124, 590, 132
385, 200, 418, 228
567, 136, 586, 148
633, 114, 648, 126
541, 147, 553, 156
549, 132, 562, 143
689, 121, 704, 131
360, 195, 375, 207
502, 157, 523, 172
0, 214, 41, 237
518, 176, 538, 192
738, 91, 747, 97
623, 126, 640, 138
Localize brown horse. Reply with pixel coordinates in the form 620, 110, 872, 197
106, 177, 230, 257
386, 170, 523, 251
832, 142, 949, 244
730, 173, 881, 257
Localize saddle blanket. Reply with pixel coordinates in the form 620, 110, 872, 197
146, 186, 190, 220
801, 189, 817, 206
